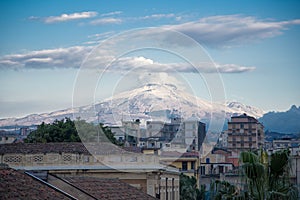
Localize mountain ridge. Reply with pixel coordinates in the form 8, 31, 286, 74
0, 83, 265, 129
259, 105, 300, 133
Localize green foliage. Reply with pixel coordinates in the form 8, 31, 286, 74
25, 118, 80, 143
239, 149, 298, 200
180, 173, 199, 200
199, 184, 206, 200
24, 118, 122, 146
210, 149, 298, 200
210, 180, 247, 200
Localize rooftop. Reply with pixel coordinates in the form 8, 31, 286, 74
0, 142, 143, 155
0, 167, 71, 200
0, 142, 90, 155
61, 176, 157, 200
230, 113, 258, 123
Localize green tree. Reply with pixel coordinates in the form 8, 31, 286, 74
210, 149, 298, 200
180, 173, 199, 200
25, 118, 122, 146
210, 179, 247, 200
199, 184, 206, 200
25, 118, 80, 143
239, 149, 298, 200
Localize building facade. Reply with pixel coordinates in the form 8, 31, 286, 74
227, 114, 264, 151
0, 142, 180, 200
145, 117, 206, 152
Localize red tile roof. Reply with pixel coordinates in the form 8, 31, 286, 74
0, 142, 90, 155
61, 176, 157, 200
0, 167, 71, 200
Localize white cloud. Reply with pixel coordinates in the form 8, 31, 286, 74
215, 63, 255, 73
84, 31, 116, 44
88, 31, 116, 39
0, 46, 93, 69
163, 15, 300, 47
90, 18, 122, 25
101, 11, 122, 17
0, 48, 254, 74
31, 11, 98, 23
109, 56, 255, 73
140, 13, 176, 20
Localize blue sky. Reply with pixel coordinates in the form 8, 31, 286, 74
0, 0, 300, 118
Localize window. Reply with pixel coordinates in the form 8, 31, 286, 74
206, 158, 210, 163
240, 124, 244, 129
225, 166, 228, 173
200, 166, 206, 175
219, 166, 224, 174
191, 161, 195, 170
182, 161, 188, 171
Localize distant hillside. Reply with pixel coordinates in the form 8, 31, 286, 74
264, 130, 300, 142
259, 105, 300, 133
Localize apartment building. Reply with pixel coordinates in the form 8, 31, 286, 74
227, 113, 264, 150
146, 117, 206, 151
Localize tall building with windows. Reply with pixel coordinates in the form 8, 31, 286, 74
227, 113, 264, 151
145, 117, 206, 151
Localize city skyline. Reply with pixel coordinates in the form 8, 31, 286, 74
0, 0, 300, 118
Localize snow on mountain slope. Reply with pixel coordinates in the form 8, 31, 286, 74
0, 83, 265, 127
226, 101, 264, 118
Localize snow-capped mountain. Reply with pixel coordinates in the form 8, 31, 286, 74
0, 83, 264, 129
226, 101, 265, 118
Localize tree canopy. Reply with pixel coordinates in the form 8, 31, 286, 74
180, 173, 200, 200
209, 149, 298, 200
24, 118, 121, 146
239, 149, 298, 200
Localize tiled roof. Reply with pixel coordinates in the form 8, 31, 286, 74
0, 168, 71, 200
0, 142, 143, 155
231, 113, 258, 122
61, 176, 157, 200
0, 142, 90, 155
212, 147, 231, 154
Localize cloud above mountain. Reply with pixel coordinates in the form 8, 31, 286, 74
0, 46, 93, 69
3, 14, 300, 71
161, 15, 300, 47
109, 56, 255, 73
0, 48, 254, 74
